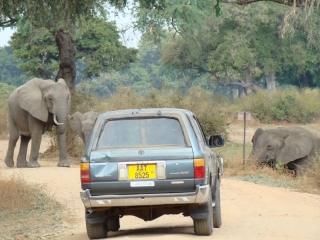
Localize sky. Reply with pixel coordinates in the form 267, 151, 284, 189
0, 28, 15, 47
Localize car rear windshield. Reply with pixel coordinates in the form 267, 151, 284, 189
96, 117, 186, 148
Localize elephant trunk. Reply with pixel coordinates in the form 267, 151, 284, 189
249, 149, 259, 159
56, 117, 67, 134
54, 107, 68, 134
82, 124, 93, 145
249, 148, 273, 163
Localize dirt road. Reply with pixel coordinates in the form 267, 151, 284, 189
1, 135, 320, 240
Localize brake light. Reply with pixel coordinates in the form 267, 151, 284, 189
194, 158, 205, 179
81, 163, 90, 183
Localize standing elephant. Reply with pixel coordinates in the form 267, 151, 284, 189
69, 111, 100, 144
4, 78, 71, 168
249, 126, 318, 176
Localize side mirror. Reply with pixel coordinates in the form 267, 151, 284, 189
209, 135, 225, 148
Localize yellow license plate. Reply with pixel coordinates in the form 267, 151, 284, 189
128, 164, 156, 180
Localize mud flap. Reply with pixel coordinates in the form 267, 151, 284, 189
86, 210, 107, 224
189, 203, 210, 220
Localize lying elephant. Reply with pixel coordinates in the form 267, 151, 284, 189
69, 111, 100, 144
249, 126, 319, 177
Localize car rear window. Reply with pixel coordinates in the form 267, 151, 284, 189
96, 117, 186, 148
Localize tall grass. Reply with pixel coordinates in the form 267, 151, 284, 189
298, 153, 320, 194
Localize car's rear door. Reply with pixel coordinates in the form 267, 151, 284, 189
88, 116, 196, 196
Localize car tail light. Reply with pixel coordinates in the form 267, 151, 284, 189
81, 163, 90, 183
194, 158, 205, 179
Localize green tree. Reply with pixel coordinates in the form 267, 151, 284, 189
1, 0, 316, 90
88, 35, 218, 98
10, 17, 137, 82
1, 0, 108, 89
0, 46, 27, 86
158, 2, 320, 94
76, 17, 137, 79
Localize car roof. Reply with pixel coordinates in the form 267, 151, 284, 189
99, 108, 194, 118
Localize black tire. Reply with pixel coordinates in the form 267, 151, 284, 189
213, 178, 222, 228
107, 216, 120, 231
86, 218, 108, 239
193, 192, 214, 236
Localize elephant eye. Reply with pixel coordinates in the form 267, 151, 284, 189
48, 96, 53, 101
267, 144, 272, 149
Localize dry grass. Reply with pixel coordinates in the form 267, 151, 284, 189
0, 173, 71, 240
297, 155, 320, 194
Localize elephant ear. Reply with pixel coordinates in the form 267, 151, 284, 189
252, 128, 264, 145
57, 78, 68, 87
92, 111, 100, 120
69, 112, 84, 140
18, 78, 53, 122
277, 131, 314, 164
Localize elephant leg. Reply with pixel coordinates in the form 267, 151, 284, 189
57, 132, 70, 167
16, 135, 31, 168
5, 114, 19, 167
294, 158, 312, 177
27, 127, 43, 168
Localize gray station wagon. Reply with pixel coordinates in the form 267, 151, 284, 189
80, 108, 224, 239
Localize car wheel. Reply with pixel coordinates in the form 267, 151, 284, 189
193, 192, 214, 236
107, 216, 120, 231
86, 218, 108, 239
213, 178, 222, 228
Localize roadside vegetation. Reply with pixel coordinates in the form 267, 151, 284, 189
1, 85, 320, 195
0, 173, 71, 239
41, 86, 320, 195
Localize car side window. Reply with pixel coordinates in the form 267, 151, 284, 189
193, 116, 208, 146
187, 114, 207, 146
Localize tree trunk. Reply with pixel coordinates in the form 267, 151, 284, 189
237, 85, 244, 98
301, 73, 309, 88
54, 29, 76, 91
243, 67, 256, 95
265, 72, 276, 92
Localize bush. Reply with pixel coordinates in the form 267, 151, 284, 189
0, 83, 15, 99
242, 88, 320, 123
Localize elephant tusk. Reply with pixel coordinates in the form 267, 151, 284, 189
54, 115, 64, 125
68, 114, 73, 119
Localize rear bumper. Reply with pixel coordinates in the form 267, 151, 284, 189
80, 184, 210, 208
